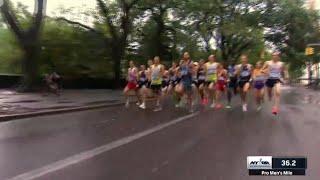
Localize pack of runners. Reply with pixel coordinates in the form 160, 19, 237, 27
123, 51, 288, 115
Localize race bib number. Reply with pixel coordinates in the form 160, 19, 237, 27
270, 69, 280, 78
208, 68, 216, 74
240, 71, 250, 77
170, 76, 177, 81
198, 75, 206, 80
255, 75, 265, 81
181, 69, 188, 76
207, 74, 217, 82
151, 78, 162, 85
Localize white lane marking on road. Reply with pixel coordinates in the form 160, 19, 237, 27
6, 112, 199, 180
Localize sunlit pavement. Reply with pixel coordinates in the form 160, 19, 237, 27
0, 86, 319, 180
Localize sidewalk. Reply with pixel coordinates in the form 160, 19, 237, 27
295, 86, 320, 105
0, 89, 124, 117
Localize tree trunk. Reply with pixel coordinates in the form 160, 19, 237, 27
19, 36, 40, 91
204, 39, 211, 53
220, 33, 228, 61
111, 45, 122, 89
1, 0, 44, 92
155, 18, 165, 57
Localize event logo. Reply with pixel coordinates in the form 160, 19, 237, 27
247, 156, 272, 169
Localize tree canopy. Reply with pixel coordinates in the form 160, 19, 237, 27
0, 0, 319, 89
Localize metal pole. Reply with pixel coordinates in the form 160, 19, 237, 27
308, 60, 312, 86
34, 0, 47, 15
318, 53, 320, 79
318, 57, 320, 80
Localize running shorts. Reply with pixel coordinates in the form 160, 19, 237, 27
266, 78, 281, 88
216, 80, 226, 91
181, 77, 193, 93
150, 84, 162, 94
170, 78, 181, 86
146, 81, 151, 88
162, 80, 170, 88
254, 80, 265, 90
205, 80, 216, 87
228, 77, 238, 88
196, 80, 206, 88
126, 82, 137, 90
138, 81, 147, 89
238, 76, 251, 89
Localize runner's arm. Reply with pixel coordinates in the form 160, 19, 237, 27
249, 64, 254, 82
252, 69, 256, 80
134, 68, 139, 78
138, 71, 141, 80
226, 70, 230, 82
147, 67, 152, 81
189, 63, 195, 75
234, 65, 240, 77
224, 69, 229, 82
173, 67, 178, 77
126, 68, 130, 81
204, 63, 208, 76
160, 65, 165, 77
261, 61, 269, 74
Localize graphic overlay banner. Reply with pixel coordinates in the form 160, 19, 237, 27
247, 156, 272, 170
247, 156, 307, 176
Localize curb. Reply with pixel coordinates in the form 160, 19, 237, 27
0, 102, 125, 122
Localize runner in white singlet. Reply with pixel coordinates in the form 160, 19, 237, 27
262, 51, 288, 115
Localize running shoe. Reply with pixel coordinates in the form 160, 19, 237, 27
175, 100, 183, 108
242, 104, 248, 112
225, 105, 232, 109
204, 98, 209, 105
156, 101, 160, 107
173, 93, 180, 104
257, 105, 262, 111
210, 103, 216, 108
215, 104, 223, 109
139, 103, 146, 109
125, 101, 130, 108
201, 99, 206, 105
192, 101, 196, 106
201, 98, 209, 105
272, 106, 279, 115
179, 101, 186, 108
153, 106, 162, 112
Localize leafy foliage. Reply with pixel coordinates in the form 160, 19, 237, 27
0, 0, 319, 84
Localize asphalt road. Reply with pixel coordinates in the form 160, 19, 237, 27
0, 86, 319, 180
